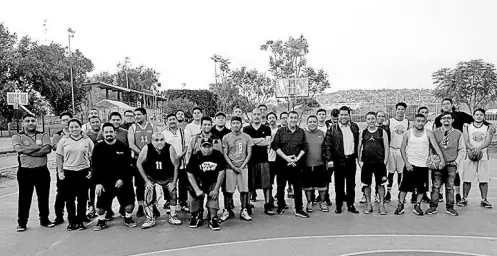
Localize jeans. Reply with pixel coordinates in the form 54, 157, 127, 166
334, 158, 357, 207
430, 165, 456, 209
276, 163, 303, 211
17, 166, 51, 225
65, 169, 90, 224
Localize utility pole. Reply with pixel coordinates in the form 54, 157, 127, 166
68, 28, 75, 114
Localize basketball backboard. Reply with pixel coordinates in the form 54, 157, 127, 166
7, 92, 29, 106
275, 78, 309, 98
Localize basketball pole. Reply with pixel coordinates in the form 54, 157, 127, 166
68, 28, 75, 114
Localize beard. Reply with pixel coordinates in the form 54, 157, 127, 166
105, 136, 114, 142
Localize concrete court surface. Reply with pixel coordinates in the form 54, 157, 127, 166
0, 154, 496, 256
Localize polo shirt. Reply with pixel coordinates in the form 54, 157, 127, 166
56, 135, 94, 171
12, 132, 51, 168
304, 129, 325, 167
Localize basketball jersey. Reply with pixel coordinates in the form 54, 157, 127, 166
389, 118, 409, 149
361, 128, 384, 163
467, 123, 489, 159
143, 143, 174, 181
406, 129, 429, 167
133, 122, 154, 150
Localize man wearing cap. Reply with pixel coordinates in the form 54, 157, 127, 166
212, 112, 231, 140
187, 137, 226, 231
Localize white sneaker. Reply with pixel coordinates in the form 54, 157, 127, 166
240, 209, 252, 221
141, 219, 156, 229
220, 209, 230, 222
168, 214, 182, 225
306, 202, 313, 213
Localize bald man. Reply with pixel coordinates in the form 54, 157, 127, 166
137, 132, 181, 229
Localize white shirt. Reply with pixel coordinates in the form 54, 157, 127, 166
339, 123, 354, 155
162, 127, 187, 168
389, 117, 409, 149
424, 120, 434, 131
184, 122, 201, 145
406, 129, 429, 167
467, 123, 489, 159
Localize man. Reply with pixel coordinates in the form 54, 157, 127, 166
184, 107, 203, 145
187, 137, 226, 231
12, 114, 55, 232
279, 112, 289, 128
271, 111, 309, 218
324, 106, 360, 214
81, 108, 99, 131
243, 108, 275, 215
86, 116, 101, 143
128, 107, 159, 218
162, 113, 189, 213
97, 112, 129, 145
357, 112, 389, 215
85, 115, 101, 220
426, 112, 466, 216
323, 108, 340, 205
211, 112, 231, 139
221, 116, 254, 221
259, 104, 269, 126
267, 112, 279, 207
434, 98, 473, 204
121, 110, 135, 131
136, 132, 182, 228
316, 109, 329, 133
52, 111, 72, 225
395, 114, 445, 216
230, 106, 250, 128
385, 102, 409, 203
418, 107, 434, 131
92, 123, 137, 231
186, 117, 223, 165
459, 108, 494, 208
303, 115, 329, 213
176, 110, 187, 130
325, 109, 339, 127
376, 110, 391, 141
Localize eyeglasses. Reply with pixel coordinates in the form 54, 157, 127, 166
441, 117, 452, 120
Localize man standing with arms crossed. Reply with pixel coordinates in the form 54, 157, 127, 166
128, 107, 159, 218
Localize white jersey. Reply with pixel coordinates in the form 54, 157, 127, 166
467, 123, 489, 159
389, 117, 409, 149
406, 129, 429, 167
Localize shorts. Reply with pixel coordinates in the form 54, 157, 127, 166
361, 162, 388, 187
462, 160, 490, 183
249, 162, 272, 190
301, 165, 328, 191
96, 181, 135, 210
188, 189, 219, 214
399, 165, 429, 194
225, 167, 249, 193
388, 148, 405, 174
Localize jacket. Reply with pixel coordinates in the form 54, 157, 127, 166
323, 121, 360, 162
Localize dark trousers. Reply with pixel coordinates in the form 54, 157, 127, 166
65, 170, 90, 224
334, 158, 357, 207
178, 168, 188, 206
88, 180, 96, 208
54, 174, 66, 219
17, 166, 51, 225
276, 163, 303, 211
132, 164, 144, 202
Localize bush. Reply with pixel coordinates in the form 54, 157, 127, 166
162, 89, 218, 116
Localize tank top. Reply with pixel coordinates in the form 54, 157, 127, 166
144, 143, 174, 181
467, 123, 489, 160
361, 127, 384, 163
389, 118, 409, 148
133, 122, 154, 150
406, 129, 429, 167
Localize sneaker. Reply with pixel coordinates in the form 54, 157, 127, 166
320, 202, 330, 212
86, 206, 96, 219
119, 207, 126, 218
104, 212, 114, 221
208, 218, 221, 231
456, 194, 462, 204
457, 198, 468, 207
181, 205, 190, 213
93, 220, 108, 231
124, 217, 137, 228
306, 202, 313, 213
16, 224, 27, 232
276, 207, 285, 215
364, 205, 373, 214
163, 201, 170, 210
240, 209, 252, 221
82, 216, 92, 223
287, 188, 294, 198
40, 220, 55, 228
53, 217, 65, 226
359, 194, 367, 204
141, 219, 156, 229
439, 193, 444, 202
264, 203, 275, 215
410, 194, 417, 204
422, 194, 431, 203
136, 205, 144, 218
153, 206, 161, 217
425, 207, 437, 215
384, 191, 391, 203
446, 208, 459, 216
67, 223, 78, 231
168, 214, 182, 225
77, 223, 86, 231
189, 215, 202, 228
413, 203, 424, 216
481, 199, 493, 209
347, 205, 360, 214
325, 199, 333, 207
379, 205, 387, 215
295, 210, 310, 218
394, 203, 405, 215
220, 209, 231, 222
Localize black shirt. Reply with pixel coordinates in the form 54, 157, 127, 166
211, 126, 231, 140
361, 127, 385, 163
120, 122, 133, 131
271, 126, 307, 164
243, 124, 271, 163
187, 150, 226, 192
434, 111, 473, 132
92, 140, 132, 187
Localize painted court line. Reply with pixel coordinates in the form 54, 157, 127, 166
127, 234, 497, 256
0, 180, 56, 199
336, 249, 490, 256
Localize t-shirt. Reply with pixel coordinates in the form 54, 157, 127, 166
187, 150, 226, 192
12, 132, 51, 168
222, 132, 254, 168
184, 122, 201, 145
56, 135, 94, 171
86, 130, 100, 144
92, 140, 132, 187
243, 124, 271, 163
211, 126, 231, 140
97, 128, 129, 145
304, 129, 325, 167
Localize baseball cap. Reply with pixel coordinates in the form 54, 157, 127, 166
200, 137, 213, 146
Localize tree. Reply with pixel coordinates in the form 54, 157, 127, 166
161, 89, 218, 116
209, 82, 253, 114
163, 98, 196, 118
432, 59, 497, 113
229, 67, 274, 106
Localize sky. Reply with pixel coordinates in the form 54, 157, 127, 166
1, 0, 497, 93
